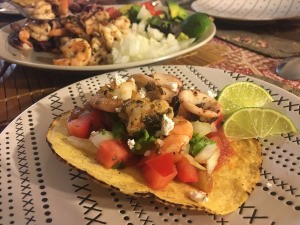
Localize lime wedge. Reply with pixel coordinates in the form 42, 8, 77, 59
223, 108, 298, 140
218, 82, 274, 117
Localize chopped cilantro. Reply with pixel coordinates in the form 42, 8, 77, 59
112, 120, 127, 139
112, 161, 125, 169
189, 134, 216, 157
100, 129, 107, 135
132, 129, 156, 155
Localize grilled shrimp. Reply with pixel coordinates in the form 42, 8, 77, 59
84, 17, 98, 36
89, 76, 137, 112
38, 0, 70, 17
158, 116, 193, 154
178, 89, 223, 123
99, 23, 122, 49
89, 85, 123, 113
32, 1, 56, 20
89, 37, 109, 65
48, 28, 68, 37
8, 22, 32, 50
63, 19, 87, 39
17, 21, 51, 48
59, 36, 72, 47
47, 19, 67, 37
130, 73, 183, 103
113, 16, 131, 35
57, 0, 69, 17
53, 38, 92, 66
27, 22, 51, 42
94, 11, 110, 22
84, 11, 108, 36
18, 28, 33, 49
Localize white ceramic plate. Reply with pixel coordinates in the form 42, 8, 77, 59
191, 0, 300, 21
0, 19, 215, 71
1, 65, 299, 225
0, 2, 19, 15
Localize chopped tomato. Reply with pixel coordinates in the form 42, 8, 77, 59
67, 116, 91, 138
141, 1, 163, 16
98, 110, 113, 130
96, 139, 131, 169
154, 10, 164, 16
67, 108, 112, 138
142, 2, 156, 15
207, 129, 233, 170
173, 153, 184, 163
176, 157, 199, 183
78, 109, 112, 131
78, 111, 100, 131
105, 7, 122, 19
137, 151, 158, 167
142, 153, 177, 190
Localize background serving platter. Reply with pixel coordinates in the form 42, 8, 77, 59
0, 65, 299, 225
191, 0, 300, 21
0, 2, 19, 15
0, 18, 215, 71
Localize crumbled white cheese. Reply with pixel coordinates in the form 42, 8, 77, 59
144, 150, 151, 156
266, 182, 273, 188
115, 107, 121, 113
161, 114, 175, 136
189, 190, 208, 203
169, 82, 178, 92
90, 131, 98, 137
114, 74, 126, 86
112, 95, 118, 100
139, 87, 147, 98
127, 139, 135, 150
207, 90, 217, 98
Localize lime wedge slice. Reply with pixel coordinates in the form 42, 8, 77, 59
218, 82, 274, 117
223, 108, 298, 139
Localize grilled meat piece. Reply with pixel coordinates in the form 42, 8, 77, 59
118, 98, 174, 136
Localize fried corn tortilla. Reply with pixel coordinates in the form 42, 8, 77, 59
12, 0, 44, 6
46, 112, 262, 215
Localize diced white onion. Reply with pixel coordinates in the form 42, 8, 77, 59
206, 147, 220, 175
194, 143, 217, 163
111, 21, 195, 64
89, 131, 114, 147
192, 121, 217, 136
137, 5, 152, 21
183, 153, 206, 170
65, 136, 97, 155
